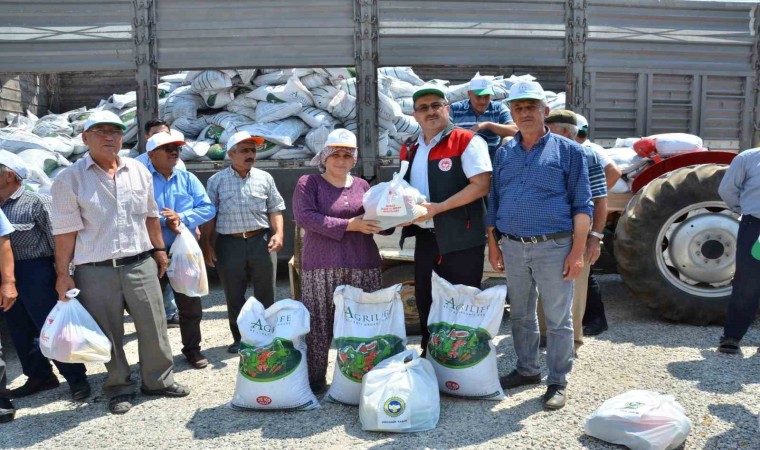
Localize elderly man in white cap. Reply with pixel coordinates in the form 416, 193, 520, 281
450, 75, 518, 161
0, 151, 90, 402
52, 110, 189, 415
146, 130, 215, 369
486, 81, 592, 410
201, 131, 285, 354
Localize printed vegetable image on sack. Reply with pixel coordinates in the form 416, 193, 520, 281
231, 297, 319, 411
427, 273, 507, 400
327, 284, 406, 405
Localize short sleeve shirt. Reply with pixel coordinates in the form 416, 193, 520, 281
206, 166, 286, 235
450, 100, 513, 155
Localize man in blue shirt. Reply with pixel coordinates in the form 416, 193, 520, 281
486, 81, 592, 410
450, 76, 517, 161
0, 209, 18, 423
146, 130, 216, 368
717, 149, 760, 354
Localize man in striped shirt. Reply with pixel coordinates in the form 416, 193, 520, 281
450, 75, 517, 161
538, 110, 608, 352
0, 151, 89, 401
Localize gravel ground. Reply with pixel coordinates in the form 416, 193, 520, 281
0, 273, 758, 449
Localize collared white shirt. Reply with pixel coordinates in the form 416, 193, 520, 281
52, 154, 159, 265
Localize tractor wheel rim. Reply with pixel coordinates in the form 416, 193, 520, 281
656, 201, 739, 298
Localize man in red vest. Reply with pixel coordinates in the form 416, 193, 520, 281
400, 84, 492, 355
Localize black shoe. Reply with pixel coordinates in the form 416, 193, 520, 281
0, 398, 15, 424
186, 352, 209, 369
543, 384, 567, 410
583, 319, 609, 336
10, 375, 60, 398
499, 369, 541, 390
309, 380, 327, 395
70, 379, 91, 401
718, 336, 742, 355
108, 394, 134, 415
166, 315, 180, 329
140, 382, 190, 398
227, 342, 240, 354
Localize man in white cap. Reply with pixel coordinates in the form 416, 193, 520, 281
574, 114, 621, 191
486, 81, 592, 410
450, 75, 517, 161
145, 130, 215, 368
0, 151, 90, 402
51, 110, 189, 415
201, 131, 285, 354
401, 84, 492, 357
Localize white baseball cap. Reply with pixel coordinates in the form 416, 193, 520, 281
412, 83, 448, 102
0, 150, 28, 179
146, 129, 186, 153
324, 128, 357, 149
469, 76, 494, 96
83, 110, 126, 132
507, 81, 546, 103
576, 114, 589, 130
226, 131, 265, 152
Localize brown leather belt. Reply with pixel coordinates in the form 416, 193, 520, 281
225, 229, 267, 239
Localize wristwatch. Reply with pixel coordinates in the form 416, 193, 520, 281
588, 230, 605, 240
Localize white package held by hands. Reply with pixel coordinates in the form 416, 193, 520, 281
231, 298, 319, 411
326, 284, 407, 405
584, 390, 692, 450
39, 289, 111, 363
427, 273, 507, 400
360, 350, 440, 433
362, 160, 427, 229
167, 224, 209, 297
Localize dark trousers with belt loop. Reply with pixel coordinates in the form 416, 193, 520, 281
724, 215, 760, 340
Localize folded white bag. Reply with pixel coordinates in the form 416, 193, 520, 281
360, 350, 440, 433
362, 160, 427, 230
584, 390, 692, 450
39, 289, 111, 364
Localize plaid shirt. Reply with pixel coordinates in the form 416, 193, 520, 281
0, 187, 55, 260
206, 166, 286, 235
450, 100, 513, 157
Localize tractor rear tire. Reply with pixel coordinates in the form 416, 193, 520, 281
614, 164, 737, 325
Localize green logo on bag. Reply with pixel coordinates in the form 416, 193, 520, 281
427, 323, 491, 369
384, 397, 405, 417
334, 335, 405, 383
239, 339, 301, 382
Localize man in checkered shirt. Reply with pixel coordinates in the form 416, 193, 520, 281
201, 131, 285, 354
0, 151, 90, 402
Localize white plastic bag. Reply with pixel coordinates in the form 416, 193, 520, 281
427, 273, 507, 400
231, 297, 319, 411
362, 161, 427, 229
584, 390, 692, 450
326, 284, 407, 405
167, 224, 209, 297
39, 289, 111, 363
360, 350, 440, 433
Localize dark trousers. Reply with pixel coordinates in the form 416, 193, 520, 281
583, 272, 606, 326
2, 257, 86, 383
0, 339, 7, 397
414, 230, 485, 351
215, 232, 276, 343
724, 215, 760, 340
159, 276, 203, 358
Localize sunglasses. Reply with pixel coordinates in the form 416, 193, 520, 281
88, 128, 124, 137
414, 102, 447, 113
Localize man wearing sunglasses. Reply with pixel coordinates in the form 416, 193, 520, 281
51, 110, 190, 415
145, 130, 215, 369
400, 84, 492, 357
201, 131, 285, 354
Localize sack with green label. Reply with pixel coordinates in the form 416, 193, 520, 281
359, 349, 439, 432
326, 284, 406, 405
231, 297, 319, 411
427, 272, 507, 400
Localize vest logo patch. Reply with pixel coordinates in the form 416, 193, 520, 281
438, 158, 452, 172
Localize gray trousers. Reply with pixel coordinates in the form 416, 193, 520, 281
74, 257, 175, 398
215, 233, 276, 343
